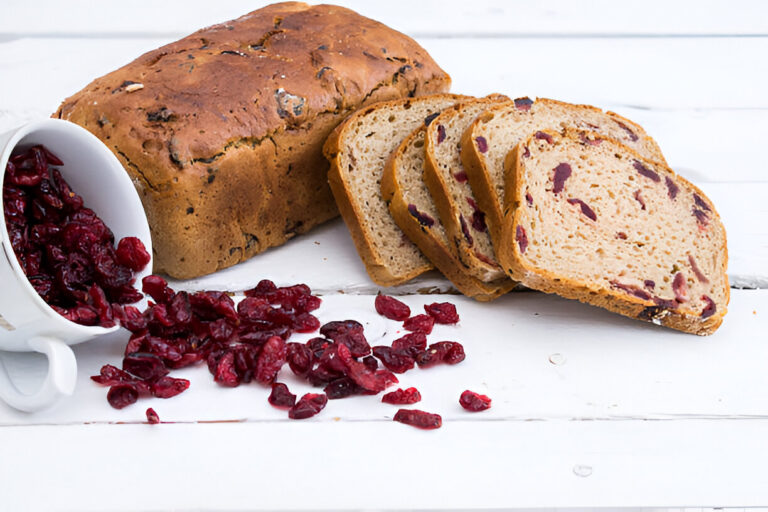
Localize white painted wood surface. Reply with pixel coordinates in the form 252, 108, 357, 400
1, 1, 767, 509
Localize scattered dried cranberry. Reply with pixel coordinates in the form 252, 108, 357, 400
436, 124, 446, 144
615, 120, 639, 142
459, 390, 492, 412
391, 332, 427, 357
665, 176, 679, 200
407, 203, 435, 227
466, 197, 487, 232
701, 295, 717, 318
289, 393, 328, 420
372, 346, 415, 373
534, 131, 553, 144
475, 136, 488, 153
516, 225, 528, 254
688, 255, 709, 284
375, 294, 411, 321
633, 160, 660, 182
610, 280, 652, 301
453, 171, 468, 183
424, 302, 460, 324
145, 407, 160, 424
633, 190, 646, 210
514, 97, 533, 111
672, 273, 689, 303
567, 198, 597, 221
107, 384, 138, 409
552, 163, 572, 194
324, 377, 366, 399
255, 335, 287, 384
382, 387, 421, 405
2, 145, 148, 327
393, 409, 442, 430
416, 341, 465, 368
459, 214, 473, 246
268, 383, 297, 409
151, 376, 190, 399
403, 314, 435, 334
320, 320, 370, 358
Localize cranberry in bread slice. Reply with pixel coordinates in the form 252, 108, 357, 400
498, 129, 728, 335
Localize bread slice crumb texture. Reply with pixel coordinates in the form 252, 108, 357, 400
501, 129, 728, 334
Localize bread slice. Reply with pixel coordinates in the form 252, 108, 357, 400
324, 94, 465, 286
498, 129, 728, 335
423, 97, 511, 283
381, 125, 514, 300
461, 98, 667, 251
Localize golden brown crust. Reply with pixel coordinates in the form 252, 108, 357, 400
381, 126, 514, 301
54, 2, 451, 279
498, 129, 728, 335
323, 94, 463, 287
423, 97, 510, 283
461, 97, 668, 256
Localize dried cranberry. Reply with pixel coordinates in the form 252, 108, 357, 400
151, 376, 190, 398
701, 295, 717, 318
145, 407, 160, 424
287, 342, 313, 376
466, 197, 487, 232
436, 124, 446, 144
688, 255, 709, 283
268, 382, 297, 408
459, 390, 492, 412
393, 409, 441, 430
214, 352, 240, 387
336, 343, 398, 393
372, 346, 415, 373
567, 198, 597, 221
552, 163, 572, 194
123, 353, 169, 381
672, 273, 689, 303
320, 320, 370, 358
107, 384, 138, 409
391, 332, 427, 357
615, 120, 639, 142
424, 112, 439, 127
453, 171, 468, 183
382, 387, 421, 405
693, 194, 711, 212
633, 160, 660, 182
403, 314, 435, 334
91, 364, 138, 386
665, 177, 679, 200
610, 281, 652, 301
375, 294, 411, 321
516, 225, 528, 254
363, 355, 379, 371
255, 335, 287, 384
407, 204, 435, 227
288, 393, 328, 419
142, 275, 173, 305
634, 190, 646, 210
416, 342, 465, 368
324, 377, 365, 399
535, 131, 553, 144
514, 97, 533, 111
115, 237, 150, 271
475, 136, 488, 153
424, 302, 460, 324
459, 214, 473, 246
644, 280, 656, 291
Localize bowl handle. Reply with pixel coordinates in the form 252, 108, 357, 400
0, 336, 77, 412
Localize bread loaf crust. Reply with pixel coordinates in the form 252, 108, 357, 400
498, 129, 729, 335
54, 2, 451, 278
381, 126, 514, 301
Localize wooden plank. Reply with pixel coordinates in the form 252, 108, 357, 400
1, 419, 767, 509
1, 290, 765, 426
2, 0, 767, 37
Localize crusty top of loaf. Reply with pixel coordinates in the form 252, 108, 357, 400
54, 2, 450, 189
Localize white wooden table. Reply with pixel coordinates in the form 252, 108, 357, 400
1, 1, 767, 509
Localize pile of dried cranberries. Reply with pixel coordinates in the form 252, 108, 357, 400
2, 145, 149, 326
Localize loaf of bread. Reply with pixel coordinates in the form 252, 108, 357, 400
54, 2, 451, 278
423, 97, 511, 284
498, 129, 728, 334
381, 124, 514, 300
461, 98, 667, 251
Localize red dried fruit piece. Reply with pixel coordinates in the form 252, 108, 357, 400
610, 280, 652, 301
436, 124, 446, 144
634, 190, 646, 210
567, 198, 597, 221
403, 314, 435, 334
516, 225, 528, 254
701, 295, 716, 318
665, 176, 679, 200
522, 146, 531, 158
268, 382, 297, 409
393, 409, 441, 430
644, 280, 656, 290
320, 320, 370, 358
688, 255, 709, 284
459, 214, 473, 246
382, 387, 421, 405
255, 335, 287, 384
324, 377, 365, 399
151, 376, 190, 399
337, 343, 398, 393
286, 342, 313, 376
113, 305, 147, 332
552, 163, 572, 194
514, 97, 533, 111
416, 341, 466, 368
466, 197, 487, 232
363, 355, 379, 371
692, 208, 709, 226
672, 272, 689, 303
475, 136, 488, 153
142, 275, 174, 305
372, 346, 415, 374
424, 302, 460, 324
615, 120, 639, 142
107, 384, 139, 409
693, 194, 711, 212
424, 112, 439, 127
407, 203, 435, 227
288, 393, 328, 419
169, 291, 192, 325
633, 160, 660, 182
115, 237, 151, 271
375, 294, 411, 321
459, 390, 492, 411
123, 352, 169, 381
534, 131, 553, 144
391, 332, 427, 357
292, 312, 320, 333
91, 364, 139, 386
214, 352, 240, 387
453, 171, 468, 183
146, 407, 160, 424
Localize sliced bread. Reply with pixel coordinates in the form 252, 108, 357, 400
381, 125, 515, 301
498, 129, 728, 335
423, 97, 512, 283
461, 97, 667, 251
324, 94, 465, 286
